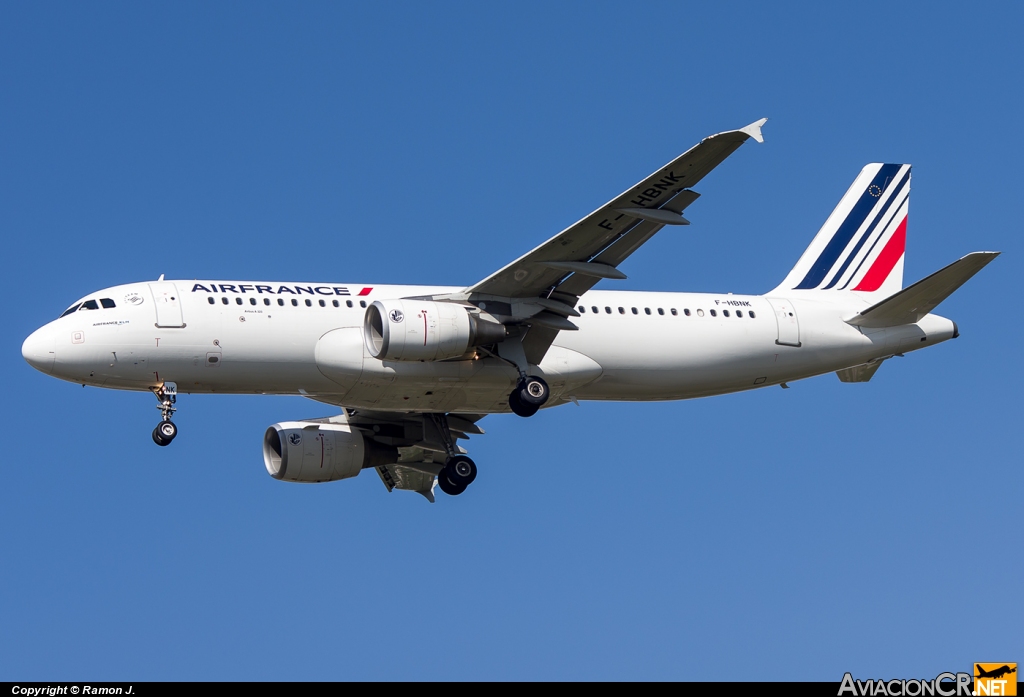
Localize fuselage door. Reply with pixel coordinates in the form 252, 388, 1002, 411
765, 297, 801, 347
149, 282, 185, 328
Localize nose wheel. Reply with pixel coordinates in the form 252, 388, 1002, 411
153, 420, 177, 446
151, 383, 179, 447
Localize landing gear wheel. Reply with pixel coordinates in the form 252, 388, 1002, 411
437, 455, 476, 495
436, 472, 467, 496
445, 455, 477, 487
508, 388, 539, 418
519, 376, 549, 406
153, 420, 177, 446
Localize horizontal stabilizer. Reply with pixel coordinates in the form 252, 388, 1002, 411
836, 360, 884, 383
846, 252, 999, 328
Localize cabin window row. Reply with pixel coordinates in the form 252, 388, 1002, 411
577, 305, 756, 319
208, 296, 368, 309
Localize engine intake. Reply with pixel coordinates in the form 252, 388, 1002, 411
263, 421, 397, 483
364, 299, 506, 361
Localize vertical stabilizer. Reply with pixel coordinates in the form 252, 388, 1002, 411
773, 163, 910, 297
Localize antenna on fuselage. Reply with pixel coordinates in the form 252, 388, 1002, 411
157, 274, 165, 281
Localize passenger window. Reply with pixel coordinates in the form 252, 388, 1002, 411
631, 307, 638, 315
277, 298, 284, 306
332, 300, 339, 307
291, 299, 298, 306
684, 309, 691, 317
657, 308, 664, 316
618, 307, 625, 314
207, 297, 215, 305
250, 298, 257, 306
579, 306, 585, 313
605, 307, 611, 314
264, 298, 270, 306
222, 297, 229, 305
644, 308, 651, 315
319, 299, 326, 307
710, 309, 717, 317
670, 308, 677, 316
81, 300, 99, 310
736, 310, 743, 317
359, 300, 366, 308
236, 298, 243, 305
723, 310, 729, 317
60, 303, 81, 318
346, 300, 353, 308
592, 306, 598, 314
305, 299, 312, 307
100, 298, 116, 309
749, 311, 756, 319
697, 309, 704, 317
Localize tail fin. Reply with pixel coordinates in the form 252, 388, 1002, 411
773, 163, 911, 296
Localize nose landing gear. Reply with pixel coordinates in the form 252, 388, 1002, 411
151, 383, 178, 446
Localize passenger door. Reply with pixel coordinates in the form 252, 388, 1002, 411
149, 282, 185, 328
765, 297, 801, 347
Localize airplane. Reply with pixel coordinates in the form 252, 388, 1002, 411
21, 119, 999, 502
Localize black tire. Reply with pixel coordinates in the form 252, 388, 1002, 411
152, 427, 170, 447
519, 376, 549, 406
156, 421, 177, 441
445, 455, 477, 487
508, 389, 539, 417
436, 472, 467, 496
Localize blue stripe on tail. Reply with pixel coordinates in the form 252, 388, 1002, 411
794, 163, 902, 289
821, 168, 910, 289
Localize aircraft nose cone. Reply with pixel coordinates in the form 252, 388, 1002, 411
22, 327, 56, 374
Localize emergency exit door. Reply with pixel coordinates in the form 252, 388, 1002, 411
149, 282, 185, 328
765, 297, 800, 347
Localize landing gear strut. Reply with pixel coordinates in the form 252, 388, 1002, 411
429, 414, 478, 496
509, 375, 549, 417
151, 383, 178, 446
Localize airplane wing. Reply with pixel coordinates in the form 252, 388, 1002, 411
462, 118, 767, 364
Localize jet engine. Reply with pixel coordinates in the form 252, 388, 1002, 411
364, 299, 506, 361
263, 421, 397, 483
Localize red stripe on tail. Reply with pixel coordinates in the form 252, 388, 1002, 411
853, 216, 907, 291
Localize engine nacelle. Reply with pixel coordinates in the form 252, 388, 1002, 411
263, 421, 397, 483
364, 299, 506, 361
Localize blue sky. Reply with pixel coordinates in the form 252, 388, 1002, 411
2, 2, 1021, 680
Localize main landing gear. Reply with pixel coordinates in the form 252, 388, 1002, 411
151, 383, 178, 447
429, 414, 478, 497
508, 375, 549, 417
437, 455, 477, 496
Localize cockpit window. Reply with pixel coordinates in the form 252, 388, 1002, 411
59, 303, 81, 318
100, 298, 116, 309
80, 300, 99, 310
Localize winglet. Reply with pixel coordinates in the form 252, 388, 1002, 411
739, 117, 768, 144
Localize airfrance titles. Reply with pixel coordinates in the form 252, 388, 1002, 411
192, 283, 353, 296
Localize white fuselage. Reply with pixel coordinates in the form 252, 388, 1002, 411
22, 280, 957, 414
